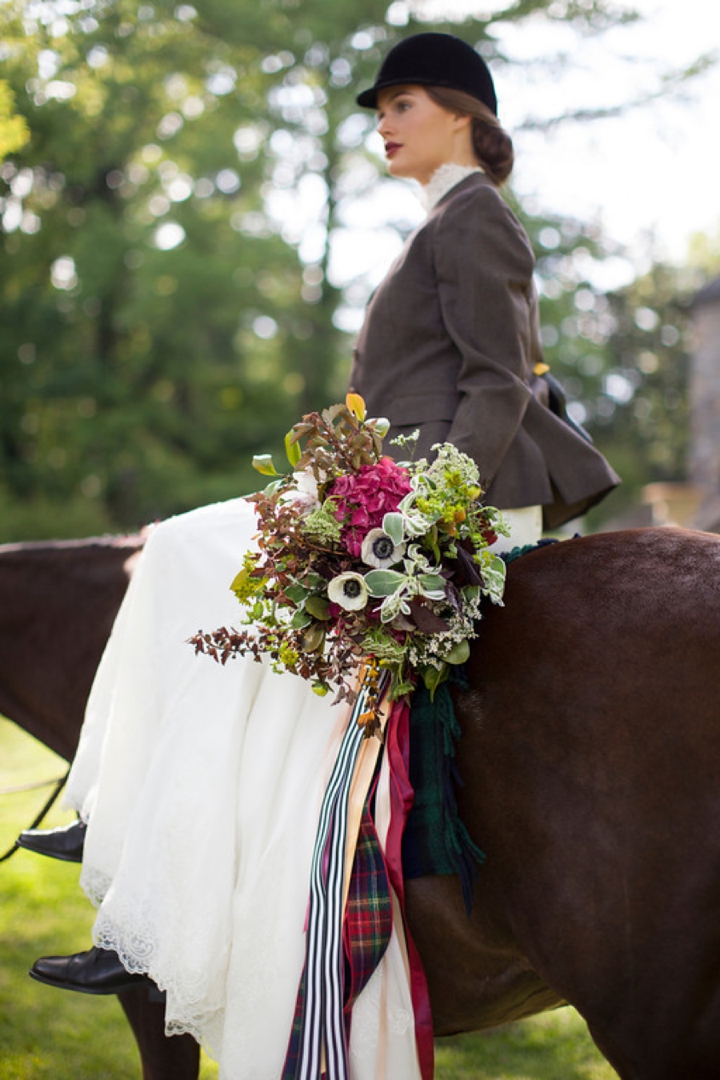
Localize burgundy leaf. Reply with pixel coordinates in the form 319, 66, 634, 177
409, 601, 450, 633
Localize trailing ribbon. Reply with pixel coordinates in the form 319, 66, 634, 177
283, 676, 390, 1080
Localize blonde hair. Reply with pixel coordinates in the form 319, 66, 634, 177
425, 86, 514, 186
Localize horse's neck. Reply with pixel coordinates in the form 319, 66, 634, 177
0, 538, 142, 759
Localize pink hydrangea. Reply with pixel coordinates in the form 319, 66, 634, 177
329, 457, 412, 557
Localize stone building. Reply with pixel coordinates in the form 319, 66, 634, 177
689, 278, 720, 532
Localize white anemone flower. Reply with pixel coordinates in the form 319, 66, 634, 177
361, 528, 405, 569
327, 571, 369, 611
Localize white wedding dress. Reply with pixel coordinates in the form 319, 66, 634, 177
64, 497, 423, 1079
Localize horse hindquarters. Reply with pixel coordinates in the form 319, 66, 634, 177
455, 529, 720, 1079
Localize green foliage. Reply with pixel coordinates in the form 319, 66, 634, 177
434, 1011, 619, 1078
688, 225, 720, 277
0, 0, 702, 540
510, 201, 698, 520
0, 0, 341, 537
0, 80, 30, 157
601, 265, 693, 481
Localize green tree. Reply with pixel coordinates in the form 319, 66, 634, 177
512, 202, 698, 521
0, 0, 699, 540
1, 0, 314, 535
687, 225, 720, 278
0, 80, 29, 157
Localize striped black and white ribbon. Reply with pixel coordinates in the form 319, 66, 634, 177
296, 675, 382, 1080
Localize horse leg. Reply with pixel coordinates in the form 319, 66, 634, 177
584, 1008, 720, 1080
117, 988, 200, 1080
580, 966, 720, 1080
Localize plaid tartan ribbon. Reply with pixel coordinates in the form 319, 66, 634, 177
343, 796, 392, 1015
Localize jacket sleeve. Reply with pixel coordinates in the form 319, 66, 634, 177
433, 184, 537, 490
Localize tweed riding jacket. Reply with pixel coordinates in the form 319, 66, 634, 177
349, 172, 619, 529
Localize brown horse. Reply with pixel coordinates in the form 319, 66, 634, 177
0, 536, 143, 760
0, 534, 200, 1080
3, 526, 720, 1080
410, 526, 720, 1080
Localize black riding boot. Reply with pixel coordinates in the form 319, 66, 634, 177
30, 946, 154, 994
17, 819, 87, 862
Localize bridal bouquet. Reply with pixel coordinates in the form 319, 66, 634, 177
191, 395, 508, 735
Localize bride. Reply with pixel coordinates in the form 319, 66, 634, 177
20, 31, 618, 1079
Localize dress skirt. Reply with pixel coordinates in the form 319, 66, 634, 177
64, 498, 422, 1079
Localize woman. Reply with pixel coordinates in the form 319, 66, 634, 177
349, 33, 617, 533
22, 32, 618, 1079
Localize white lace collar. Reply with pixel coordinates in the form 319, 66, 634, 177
420, 163, 485, 211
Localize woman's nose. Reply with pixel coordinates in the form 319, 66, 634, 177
377, 116, 392, 139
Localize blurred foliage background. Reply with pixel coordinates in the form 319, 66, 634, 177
1, 0, 719, 542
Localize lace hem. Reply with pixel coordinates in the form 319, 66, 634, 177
80, 864, 112, 908
91, 912, 225, 1051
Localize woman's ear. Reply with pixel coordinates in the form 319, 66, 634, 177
451, 111, 472, 133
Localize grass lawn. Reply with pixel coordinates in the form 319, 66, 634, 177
1, 717, 618, 1079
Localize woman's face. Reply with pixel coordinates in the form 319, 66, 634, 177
375, 85, 472, 184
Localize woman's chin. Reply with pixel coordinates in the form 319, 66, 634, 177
387, 159, 421, 183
